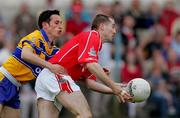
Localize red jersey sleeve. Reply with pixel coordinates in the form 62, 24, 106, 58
81, 68, 110, 81
82, 69, 97, 81
78, 31, 101, 64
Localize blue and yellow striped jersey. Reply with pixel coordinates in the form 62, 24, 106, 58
1, 29, 59, 82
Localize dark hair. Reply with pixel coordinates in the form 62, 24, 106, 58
38, 10, 60, 29
91, 14, 111, 30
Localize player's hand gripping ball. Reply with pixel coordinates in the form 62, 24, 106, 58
125, 78, 151, 103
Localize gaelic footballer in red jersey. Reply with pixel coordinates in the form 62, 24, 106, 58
35, 14, 132, 118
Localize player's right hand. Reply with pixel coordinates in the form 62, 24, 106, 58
112, 87, 132, 103
48, 64, 66, 75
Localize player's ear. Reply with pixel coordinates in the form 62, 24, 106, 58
99, 23, 105, 31
42, 22, 49, 29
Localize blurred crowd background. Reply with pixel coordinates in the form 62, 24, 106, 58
0, 0, 180, 118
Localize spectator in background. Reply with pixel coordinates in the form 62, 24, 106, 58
166, 47, 180, 116
168, 17, 180, 68
0, 23, 16, 65
150, 49, 169, 80
0, 39, 16, 65
120, 51, 143, 118
139, 24, 166, 60
167, 48, 180, 84
126, 0, 147, 30
93, 3, 112, 17
147, 57, 180, 118
159, 0, 179, 36
0, 23, 6, 50
0, 12, 2, 22
66, 0, 91, 23
144, 1, 161, 28
171, 30, 180, 60
111, 1, 124, 30
45, 0, 55, 10
171, 17, 180, 38
120, 15, 138, 60
66, 1, 89, 36
136, 4, 167, 80
121, 51, 142, 83
167, 49, 180, 112
13, 3, 36, 37
94, 3, 105, 15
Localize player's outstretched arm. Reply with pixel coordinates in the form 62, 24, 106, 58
21, 47, 65, 75
85, 79, 113, 94
86, 62, 132, 103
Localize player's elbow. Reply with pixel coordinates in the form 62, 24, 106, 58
21, 50, 26, 59
21, 52, 29, 61
21, 47, 33, 60
21, 48, 31, 60
85, 62, 97, 69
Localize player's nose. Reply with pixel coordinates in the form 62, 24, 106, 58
58, 25, 62, 30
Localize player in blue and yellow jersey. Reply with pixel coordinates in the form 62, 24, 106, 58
0, 10, 64, 118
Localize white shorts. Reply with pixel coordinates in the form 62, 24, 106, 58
35, 68, 80, 110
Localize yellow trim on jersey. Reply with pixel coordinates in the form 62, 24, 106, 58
0, 72, 5, 81
22, 42, 33, 49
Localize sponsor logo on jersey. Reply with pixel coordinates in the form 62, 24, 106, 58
88, 47, 96, 57
35, 67, 42, 74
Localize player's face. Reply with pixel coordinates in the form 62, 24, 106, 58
103, 18, 116, 42
47, 15, 62, 39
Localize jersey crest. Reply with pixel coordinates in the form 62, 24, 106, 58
88, 47, 96, 57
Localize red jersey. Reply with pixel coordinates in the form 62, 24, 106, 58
49, 30, 102, 81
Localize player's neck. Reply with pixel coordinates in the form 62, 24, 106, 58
98, 30, 105, 43
44, 30, 55, 44
46, 34, 56, 48
42, 29, 56, 43
47, 34, 54, 43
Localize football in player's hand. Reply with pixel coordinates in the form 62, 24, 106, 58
125, 78, 151, 103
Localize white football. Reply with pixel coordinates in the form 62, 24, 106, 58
125, 78, 151, 103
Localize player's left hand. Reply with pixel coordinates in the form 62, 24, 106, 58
116, 90, 133, 103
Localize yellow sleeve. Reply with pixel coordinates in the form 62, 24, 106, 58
18, 37, 40, 51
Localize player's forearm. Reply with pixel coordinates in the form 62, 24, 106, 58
85, 79, 113, 94
21, 47, 52, 69
86, 62, 117, 91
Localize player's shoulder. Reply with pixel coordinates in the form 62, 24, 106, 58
91, 30, 99, 35
81, 30, 98, 35
80, 30, 99, 38
21, 30, 42, 42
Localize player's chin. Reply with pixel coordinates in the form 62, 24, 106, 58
109, 37, 114, 42
112, 35, 115, 39
56, 32, 61, 37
